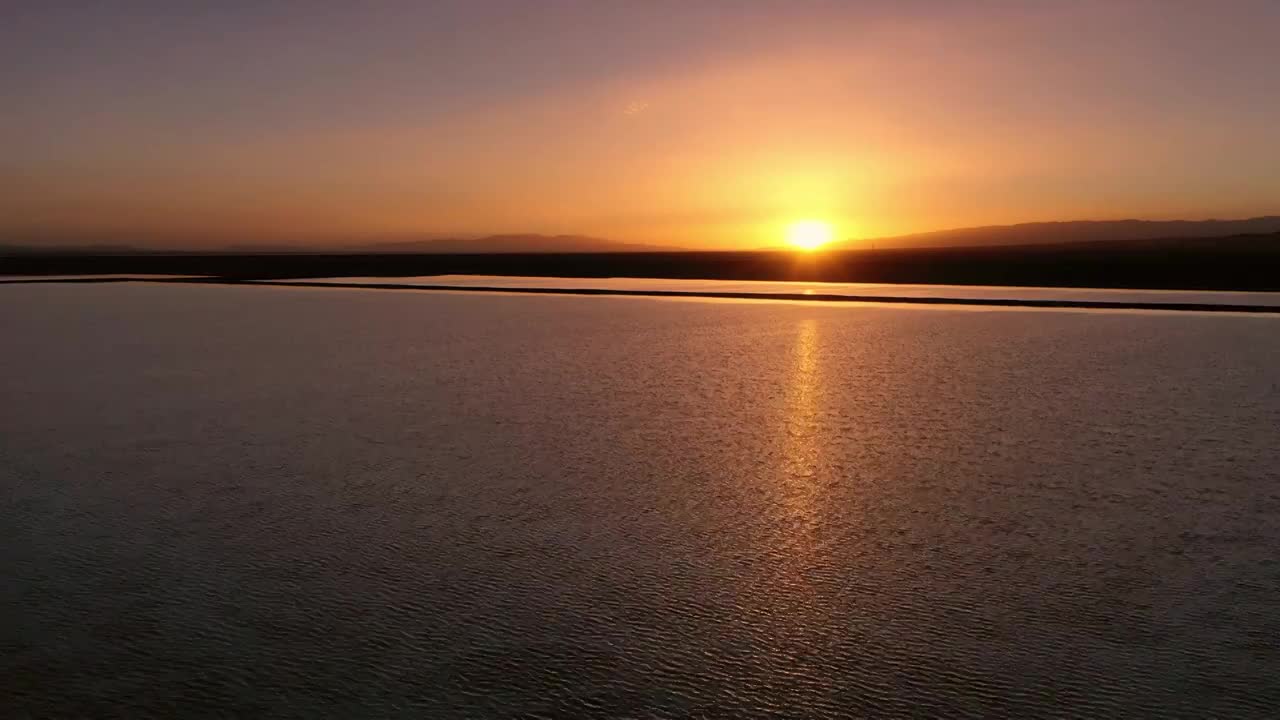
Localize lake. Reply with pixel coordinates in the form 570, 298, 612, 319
3, 282, 1279, 717
263, 274, 1280, 307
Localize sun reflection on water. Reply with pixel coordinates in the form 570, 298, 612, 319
780, 317, 823, 529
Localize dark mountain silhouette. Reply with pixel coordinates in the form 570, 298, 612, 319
0, 233, 674, 254
6, 217, 1280, 257
0, 242, 144, 255
855, 216, 1280, 250
6, 231, 1279, 291
363, 234, 675, 253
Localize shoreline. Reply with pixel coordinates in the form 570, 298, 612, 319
3, 244, 1280, 292
6, 275, 1280, 314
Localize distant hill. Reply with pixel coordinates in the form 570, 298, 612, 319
0, 243, 145, 255
0, 233, 675, 255
6, 218, 1280, 255
857, 216, 1280, 250
362, 234, 675, 253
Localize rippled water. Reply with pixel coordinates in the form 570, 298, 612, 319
3, 283, 1280, 718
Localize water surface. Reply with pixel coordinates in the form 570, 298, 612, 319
3, 283, 1279, 717
266, 274, 1280, 307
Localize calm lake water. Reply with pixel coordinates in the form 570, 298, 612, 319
269, 274, 1280, 307
3, 282, 1279, 718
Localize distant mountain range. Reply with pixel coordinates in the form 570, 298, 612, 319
4, 218, 1280, 255
854, 216, 1280, 250
0, 233, 674, 255
362, 234, 675, 253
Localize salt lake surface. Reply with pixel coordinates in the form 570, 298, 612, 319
266, 274, 1280, 307
3, 282, 1279, 717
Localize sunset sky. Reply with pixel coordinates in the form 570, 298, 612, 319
5, 1, 1280, 249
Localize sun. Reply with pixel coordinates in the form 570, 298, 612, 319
785, 220, 835, 251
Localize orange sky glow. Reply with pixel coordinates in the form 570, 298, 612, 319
5, 2, 1279, 249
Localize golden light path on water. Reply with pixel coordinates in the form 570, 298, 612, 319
740, 315, 841, 702
784, 318, 823, 515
